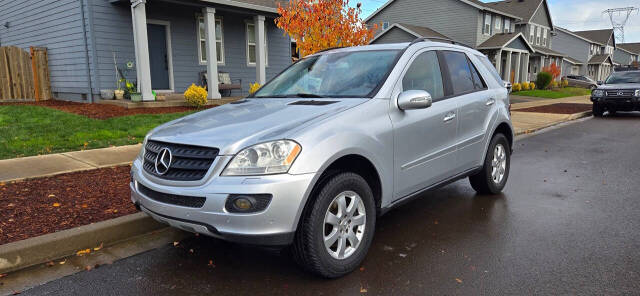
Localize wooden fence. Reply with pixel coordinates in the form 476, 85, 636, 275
0, 46, 51, 101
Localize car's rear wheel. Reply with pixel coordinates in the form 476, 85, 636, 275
469, 133, 510, 195
291, 172, 376, 278
593, 103, 604, 117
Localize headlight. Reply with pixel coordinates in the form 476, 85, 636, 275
222, 140, 301, 176
635, 90, 640, 97
592, 89, 604, 97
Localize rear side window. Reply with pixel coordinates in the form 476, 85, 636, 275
475, 54, 502, 85
402, 51, 445, 100
468, 59, 487, 90
442, 51, 475, 94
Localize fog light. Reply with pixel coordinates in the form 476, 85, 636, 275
234, 198, 253, 210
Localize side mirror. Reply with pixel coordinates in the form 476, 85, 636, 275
503, 81, 512, 93
397, 90, 432, 110
597, 80, 603, 85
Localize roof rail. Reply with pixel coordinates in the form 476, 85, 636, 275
409, 37, 473, 49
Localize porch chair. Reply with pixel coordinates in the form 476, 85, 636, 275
199, 71, 242, 97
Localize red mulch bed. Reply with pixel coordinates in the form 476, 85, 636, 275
0, 100, 211, 119
515, 103, 592, 114
0, 166, 137, 245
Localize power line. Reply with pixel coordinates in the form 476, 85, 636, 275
603, 7, 639, 42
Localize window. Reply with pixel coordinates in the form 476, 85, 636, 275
402, 51, 445, 100
442, 51, 475, 94
484, 13, 492, 35
197, 16, 224, 64
382, 22, 390, 30
495, 16, 502, 31
536, 26, 541, 45
476, 54, 502, 85
529, 25, 535, 42
504, 18, 511, 33
247, 22, 268, 65
468, 59, 487, 90
542, 28, 547, 46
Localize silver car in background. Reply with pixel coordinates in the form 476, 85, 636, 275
130, 39, 514, 278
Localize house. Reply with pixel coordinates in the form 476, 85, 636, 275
552, 28, 615, 81
614, 43, 640, 66
366, 0, 563, 84
0, 0, 292, 102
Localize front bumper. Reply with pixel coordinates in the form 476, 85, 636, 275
591, 96, 640, 111
130, 158, 316, 246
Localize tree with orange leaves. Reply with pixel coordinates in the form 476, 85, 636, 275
275, 0, 377, 57
542, 63, 561, 81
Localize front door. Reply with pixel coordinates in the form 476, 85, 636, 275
147, 23, 170, 90
390, 50, 459, 200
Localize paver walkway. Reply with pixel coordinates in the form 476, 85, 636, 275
0, 96, 593, 182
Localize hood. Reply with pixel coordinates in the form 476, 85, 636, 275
599, 83, 640, 89
148, 98, 367, 155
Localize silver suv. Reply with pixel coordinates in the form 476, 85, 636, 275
130, 39, 513, 278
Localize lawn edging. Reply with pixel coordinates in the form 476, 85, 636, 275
0, 212, 167, 274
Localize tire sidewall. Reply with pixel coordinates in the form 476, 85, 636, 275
484, 134, 510, 193
309, 173, 376, 276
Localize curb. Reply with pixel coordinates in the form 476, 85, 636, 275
0, 212, 167, 274
515, 110, 592, 136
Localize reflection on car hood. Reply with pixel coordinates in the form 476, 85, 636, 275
599, 83, 640, 89
148, 98, 367, 155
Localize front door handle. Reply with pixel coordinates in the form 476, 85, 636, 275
486, 98, 496, 106
443, 112, 456, 122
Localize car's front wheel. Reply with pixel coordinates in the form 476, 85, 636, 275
469, 133, 511, 195
292, 172, 376, 278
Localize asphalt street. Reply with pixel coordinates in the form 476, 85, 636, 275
22, 114, 640, 295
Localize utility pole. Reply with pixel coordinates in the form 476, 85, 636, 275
603, 7, 639, 43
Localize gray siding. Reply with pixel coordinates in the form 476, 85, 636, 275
506, 38, 528, 51
530, 3, 551, 28
367, 0, 479, 47
371, 27, 416, 44
91, 1, 291, 97
0, 0, 92, 100
552, 30, 589, 75
613, 48, 633, 65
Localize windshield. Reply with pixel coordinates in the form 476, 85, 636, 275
253, 50, 400, 98
605, 71, 640, 84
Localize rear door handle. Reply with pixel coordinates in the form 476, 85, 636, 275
443, 112, 456, 122
486, 98, 496, 106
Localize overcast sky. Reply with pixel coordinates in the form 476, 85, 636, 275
357, 0, 640, 42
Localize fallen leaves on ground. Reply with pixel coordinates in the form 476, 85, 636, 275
52, 202, 61, 207
76, 249, 91, 256
455, 278, 463, 283
93, 242, 103, 251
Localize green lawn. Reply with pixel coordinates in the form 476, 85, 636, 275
0, 105, 195, 160
512, 87, 592, 99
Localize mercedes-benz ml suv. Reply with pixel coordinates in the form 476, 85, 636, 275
130, 39, 514, 278
591, 69, 640, 116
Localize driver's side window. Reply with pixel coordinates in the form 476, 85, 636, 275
402, 51, 445, 101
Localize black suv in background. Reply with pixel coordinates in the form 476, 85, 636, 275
591, 70, 640, 117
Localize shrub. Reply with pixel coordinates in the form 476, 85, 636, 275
529, 82, 536, 90
512, 82, 521, 92
522, 82, 530, 90
561, 79, 569, 87
551, 80, 559, 88
184, 84, 208, 108
249, 82, 261, 94
536, 72, 553, 89
541, 63, 561, 81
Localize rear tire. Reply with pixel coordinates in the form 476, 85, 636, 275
593, 103, 604, 117
469, 134, 510, 195
291, 172, 376, 278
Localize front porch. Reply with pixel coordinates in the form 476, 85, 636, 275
477, 33, 534, 84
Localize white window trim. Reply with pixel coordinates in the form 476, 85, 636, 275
542, 28, 547, 46
197, 15, 225, 66
246, 21, 268, 67
484, 13, 491, 35
529, 25, 535, 42
536, 26, 541, 45
504, 18, 510, 33
495, 15, 502, 30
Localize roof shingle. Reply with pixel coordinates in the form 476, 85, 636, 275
573, 29, 614, 45
483, 0, 543, 23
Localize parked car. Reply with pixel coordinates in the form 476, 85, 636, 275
591, 70, 640, 117
130, 40, 514, 278
564, 75, 597, 90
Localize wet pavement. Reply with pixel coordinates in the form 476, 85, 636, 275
21, 114, 640, 295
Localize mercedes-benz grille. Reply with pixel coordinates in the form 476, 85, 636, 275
143, 140, 219, 181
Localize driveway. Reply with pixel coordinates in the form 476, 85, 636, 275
22, 114, 640, 295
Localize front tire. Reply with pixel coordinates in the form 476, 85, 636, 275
593, 103, 604, 117
469, 134, 511, 195
292, 172, 376, 278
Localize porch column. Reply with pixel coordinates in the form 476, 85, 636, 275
522, 53, 530, 82
131, 0, 153, 101
130, 6, 141, 92
503, 50, 512, 81
203, 7, 221, 99
495, 50, 502, 79
514, 52, 522, 83
254, 15, 267, 85
539, 57, 544, 73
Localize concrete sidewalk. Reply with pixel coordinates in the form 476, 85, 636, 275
0, 96, 593, 183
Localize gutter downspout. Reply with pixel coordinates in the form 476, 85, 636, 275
79, 0, 94, 102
